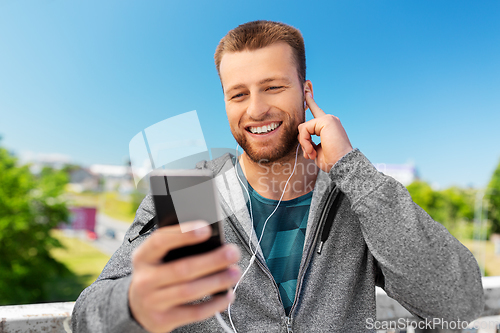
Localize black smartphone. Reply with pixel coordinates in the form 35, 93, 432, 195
149, 169, 225, 263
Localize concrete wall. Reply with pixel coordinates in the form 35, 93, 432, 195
1, 277, 499, 333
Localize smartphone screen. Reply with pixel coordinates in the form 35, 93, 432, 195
150, 169, 225, 263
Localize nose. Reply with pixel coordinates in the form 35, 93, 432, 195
246, 94, 270, 120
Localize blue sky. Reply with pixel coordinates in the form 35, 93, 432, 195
0, 0, 499, 189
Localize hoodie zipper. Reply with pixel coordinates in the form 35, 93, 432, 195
227, 218, 298, 333
287, 185, 339, 318
286, 316, 293, 333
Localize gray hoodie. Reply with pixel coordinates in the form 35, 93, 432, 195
72, 149, 484, 332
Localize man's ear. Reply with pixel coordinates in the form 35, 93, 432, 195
303, 80, 314, 110
303, 80, 313, 98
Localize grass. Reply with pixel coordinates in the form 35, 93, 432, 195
100, 192, 138, 223
50, 230, 111, 288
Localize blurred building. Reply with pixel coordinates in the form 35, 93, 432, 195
89, 164, 134, 193
374, 163, 418, 186
67, 164, 134, 193
19, 151, 71, 174
67, 168, 99, 192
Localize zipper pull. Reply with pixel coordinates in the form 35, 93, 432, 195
317, 241, 324, 254
286, 316, 293, 333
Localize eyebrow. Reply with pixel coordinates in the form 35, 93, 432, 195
224, 76, 292, 96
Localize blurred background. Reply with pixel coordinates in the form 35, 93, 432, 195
0, 0, 499, 306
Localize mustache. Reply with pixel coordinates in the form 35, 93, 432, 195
243, 114, 285, 122
238, 111, 294, 126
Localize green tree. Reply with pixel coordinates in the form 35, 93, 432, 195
487, 158, 500, 234
407, 181, 476, 239
440, 186, 475, 223
0, 144, 74, 305
406, 180, 446, 223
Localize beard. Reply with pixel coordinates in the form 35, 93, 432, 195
231, 107, 305, 164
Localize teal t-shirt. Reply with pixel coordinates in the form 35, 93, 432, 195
238, 168, 312, 314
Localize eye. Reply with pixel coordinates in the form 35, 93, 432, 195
267, 86, 284, 91
230, 93, 245, 100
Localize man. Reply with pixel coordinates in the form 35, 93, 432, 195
73, 20, 484, 332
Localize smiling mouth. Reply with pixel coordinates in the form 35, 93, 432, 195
246, 122, 282, 134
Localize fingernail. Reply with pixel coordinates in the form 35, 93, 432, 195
307, 92, 312, 98
194, 224, 210, 237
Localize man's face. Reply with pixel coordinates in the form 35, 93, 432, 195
219, 42, 310, 164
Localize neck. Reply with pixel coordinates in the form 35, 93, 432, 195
238, 147, 319, 201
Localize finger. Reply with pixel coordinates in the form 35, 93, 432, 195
297, 122, 313, 157
160, 292, 235, 331
303, 149, 309, 160
157, 244, 241, 287
309, 142, 318, 160
150, 266, 241, 311
298, 119, 321, 158
302, 147, 313, 160
132, 221, 212, 266
305, 92, 326, 118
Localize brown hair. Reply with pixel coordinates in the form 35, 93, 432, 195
214, 20, 306, 83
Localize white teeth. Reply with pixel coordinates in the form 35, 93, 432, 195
249, 122, 280, 134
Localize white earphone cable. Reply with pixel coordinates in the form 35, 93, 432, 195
216, 143, 301, 333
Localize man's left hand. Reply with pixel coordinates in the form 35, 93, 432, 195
297, 92, 353, 173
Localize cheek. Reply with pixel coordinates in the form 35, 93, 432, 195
280, 91, 303, 112
225, 107, 240, 128
284, 98, 305, 120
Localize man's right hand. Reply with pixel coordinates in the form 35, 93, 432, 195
128, 220, 241, 333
